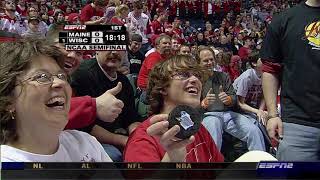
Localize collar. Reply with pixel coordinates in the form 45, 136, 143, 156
97, 59, 118, 81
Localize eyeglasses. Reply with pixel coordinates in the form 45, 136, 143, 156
21, 72, 70, 85
171, 71, 202, 81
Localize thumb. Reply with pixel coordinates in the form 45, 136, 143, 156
219, 85, 224, 93
207, 88, 213, 96
107, 82, 122, 95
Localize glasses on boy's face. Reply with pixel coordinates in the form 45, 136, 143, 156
171, 71, 202, 81
21, 71, 70, 85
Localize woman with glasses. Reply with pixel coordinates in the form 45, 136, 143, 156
0, 39, 112, 162
124, 54, 224, 162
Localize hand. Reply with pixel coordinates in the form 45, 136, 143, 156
257, 110, 268, 125
266, 117, 283, 142
205, 88, 216, 106
147, 114, 195, 162
217, 85, 232, 106
97, 17, 106, 24
96, 82, 124, 122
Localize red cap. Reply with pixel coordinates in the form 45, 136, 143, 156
67, 13, 80, 24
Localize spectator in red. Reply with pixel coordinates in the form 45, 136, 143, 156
229, 55, 241, 82
223, 0, 231, 16
80, 0, 107, 25
124, 54, 224, 163
67, 13, 81, 25
47, 3, 60, 16
238, 37, 252, 71
110, 4, 129, 26
204, 0, 214, 24
167, 0, 177, 23
178, 0, 187, 20
233, 0, 242, 14
137, 34, 171, 103
16, 0, 27, 17
172, 18, 184, 43
150, 11, 167, 35
213, 0, 222, 22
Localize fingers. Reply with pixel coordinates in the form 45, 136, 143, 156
149, 114, 169, 124
167, 135, 195, 150
107, 82, 122, 96
160, 125, 180, 143
147, 114, 169, 136
147, 121, 169, 136
267, 124, 277, 142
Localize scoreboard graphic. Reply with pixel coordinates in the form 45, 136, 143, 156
59, 25, 127, 51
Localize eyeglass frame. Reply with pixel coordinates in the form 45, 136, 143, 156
18, 71, 70, 86
170, 71, 202, 81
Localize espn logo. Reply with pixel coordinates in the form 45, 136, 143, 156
258, 162, 294, 169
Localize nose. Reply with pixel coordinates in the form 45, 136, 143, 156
51, 76, 69, 89
68, 51, 77, 58
188, 74, 200, 82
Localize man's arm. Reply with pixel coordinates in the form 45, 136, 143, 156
262, 66, 283, 140
65, 96, 96, 129
91, 125, 128, 148
262, 72, 280, 117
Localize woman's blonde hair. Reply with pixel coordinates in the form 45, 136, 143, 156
115, 4, 129, 17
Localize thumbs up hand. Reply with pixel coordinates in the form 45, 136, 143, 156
217, 85, 232, 106
96, 82, 124, 122
205, 88, 217, 105
201, 88, 217, 109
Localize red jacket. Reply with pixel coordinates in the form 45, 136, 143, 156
204, 2, 214, 18
137, 51, 166, 90
151, 19, 165, 35
80, 4, 104, 23
65, 96, 96, 129
124, 116, 224, 162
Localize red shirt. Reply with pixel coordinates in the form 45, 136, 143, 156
80, 4, 104, 23
65, 96, 96, 130
137, 51, 165, 90
0, 13, 16, 23
124, 116, 224, 162
110, 16, 125, 26
151, 19, 165, 35
16, 5, 27, 17
238, 46, 250, 62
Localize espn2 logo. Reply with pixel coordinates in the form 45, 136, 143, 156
258, 162, 294, 169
